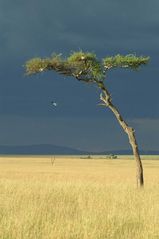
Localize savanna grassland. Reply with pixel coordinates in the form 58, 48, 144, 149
0, 155, 159, 239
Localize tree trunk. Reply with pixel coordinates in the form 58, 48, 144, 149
98, 82, 144, 188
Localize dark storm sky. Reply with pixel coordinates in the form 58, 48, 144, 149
0, 0, 159, 152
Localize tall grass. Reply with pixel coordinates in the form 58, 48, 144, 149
0, 156, 159, 239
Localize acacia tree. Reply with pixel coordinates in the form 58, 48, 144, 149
24, 51, 149, 188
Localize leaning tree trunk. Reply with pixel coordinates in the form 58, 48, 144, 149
98, 82, 144, 188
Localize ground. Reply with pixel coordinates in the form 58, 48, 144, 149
0, 155, 159, 239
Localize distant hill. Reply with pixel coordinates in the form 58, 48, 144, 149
0, 144, 158, 155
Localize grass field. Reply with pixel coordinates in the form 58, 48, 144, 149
0, 155, 159, 239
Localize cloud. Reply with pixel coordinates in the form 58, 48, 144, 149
0, 115, 128, 151
128, 118, 159, 150
130, 118, 159, 132
0, 115, 159, 152
1, 0, 159, 61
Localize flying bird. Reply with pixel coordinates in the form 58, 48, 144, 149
51, 101, 57, 107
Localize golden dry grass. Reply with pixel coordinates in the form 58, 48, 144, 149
0, 155, 159, 239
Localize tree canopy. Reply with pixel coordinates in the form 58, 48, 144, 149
25, 51, 149, 83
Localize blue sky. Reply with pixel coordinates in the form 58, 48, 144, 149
0, 0, 159, 152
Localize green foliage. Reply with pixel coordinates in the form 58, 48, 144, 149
67, 51, 104, 81
49, 53, 63, 66
25, 51, 104, 82
103, 54, 149, 70
25, 58, 50, 75
24, 52, 149, 82
67, 51, 97, 63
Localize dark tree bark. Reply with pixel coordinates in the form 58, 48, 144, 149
98, 81, 144, 188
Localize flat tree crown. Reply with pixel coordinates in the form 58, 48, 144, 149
25, 51, 149, 83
